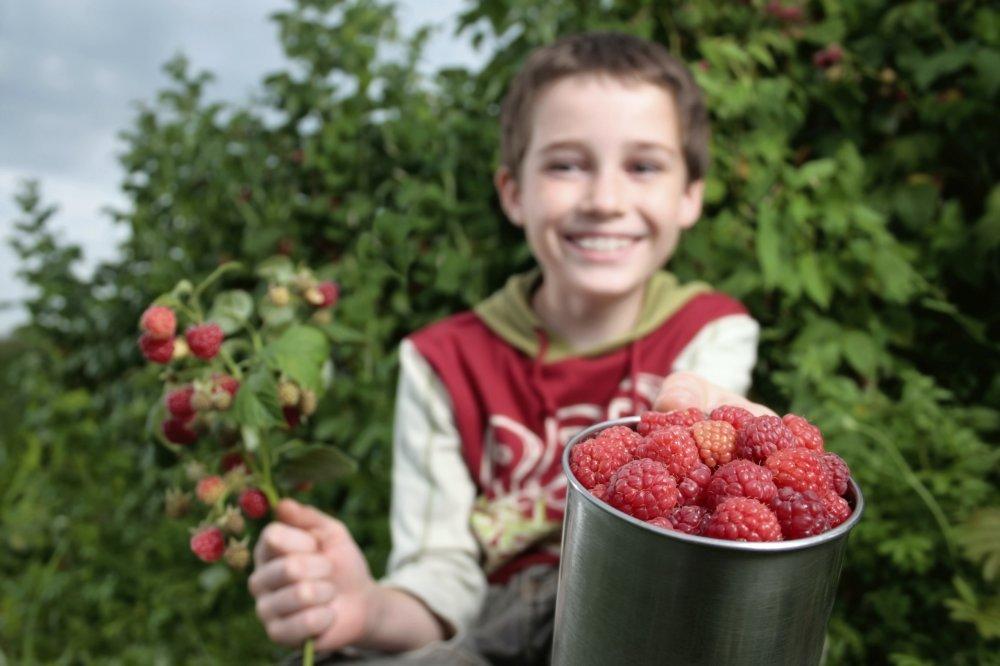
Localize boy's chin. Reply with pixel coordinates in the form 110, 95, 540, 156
563, 271, 650, 302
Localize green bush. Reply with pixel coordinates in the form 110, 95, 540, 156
2, 0, 997, 663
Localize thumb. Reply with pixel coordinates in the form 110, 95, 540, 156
654, 372, 709, 412
276, 499, 352, 551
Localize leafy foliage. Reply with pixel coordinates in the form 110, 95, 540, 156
2, 0, 997, 662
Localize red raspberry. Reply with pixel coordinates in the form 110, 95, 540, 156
317, 281, 340, 308
185, 323, 224, 360
690, 420, 737, 468
213, 373, 241, 396
813, 44, 844, 69
668, 505, 709, 535
634, 426, 701, 478
570, 434, 633, 490
239, 488, 270, 519
765, 448, 833, 495
594, 424, 643, 457
196, 475, 227, 505
735, 415, 797, 463
190, 526, 226, 563
606, 459, 680, 521
769, 487, 830, 539
647, 516, 673, 529
782, 414, 825, 452
705, 459, 778, 509
139, 333, 174, 364
162, 416, 198, 445
220, 452, 247, 473
590, 484, 607, 501
821, 452, 851, 495
677, 462, 712, 507
637, 408, 706, 435
821, 489, 852, 527
703, 497, 783, 542
709, 405, 755, 431
140, 305, 176, 340
165, 385, 195, 419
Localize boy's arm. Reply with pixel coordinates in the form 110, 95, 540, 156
377, 339, 487, 638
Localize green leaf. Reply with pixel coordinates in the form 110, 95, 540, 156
232, 369, 283, 429
842, 330, 880, 380
264, 325, 331, 392
276, 444, 357, 486
256, 256, 295, 283
756, 206, 784, 289
208, 290, 254, 335
316, 321, 367, 344
259, 298, 296, 329
798, 253, 831, 309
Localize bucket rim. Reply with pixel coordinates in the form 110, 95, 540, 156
562, 415, 865, 553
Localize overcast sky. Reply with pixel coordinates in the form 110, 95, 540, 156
0, 0, 486, 334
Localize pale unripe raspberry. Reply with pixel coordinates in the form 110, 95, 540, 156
164, 487, 191, 519
278, 381, 301, 407
218, 506, 245, 535
171, 338, 190, 360
268, 284, 291, 307
196, 475, 227, 505
224, 539, 251, 570
300, 389, 318, 416
304, 286, 325, 306
185, 461, 207, 482
191, 388, 214, 412
211, 390, 232, 411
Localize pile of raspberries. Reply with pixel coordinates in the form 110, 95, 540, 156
569, 406, 854, 542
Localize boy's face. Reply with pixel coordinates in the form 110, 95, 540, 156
496, 74, 704, 304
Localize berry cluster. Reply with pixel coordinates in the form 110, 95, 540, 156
135, 259, 341, 569
570, 407, 854, 542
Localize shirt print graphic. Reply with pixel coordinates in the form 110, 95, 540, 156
469, 371, 664, 573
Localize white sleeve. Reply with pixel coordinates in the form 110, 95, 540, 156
671, 314, 760, 397
378, 339, 487, 635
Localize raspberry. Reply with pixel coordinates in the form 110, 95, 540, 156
300, 389, 318, 416
590, 484, 607, 501
634, 426, 701, 478
213, 373, 241, 397
196, 475, 227, 505
162, 417, 198, 445
676, 462, 712, 507
690, 420, 737, 468
570, 433, 633, 490
637, 408, 706, 435
821, 452, 851, 496
705, 459, 778, 509
769, 487, 830, 539
268, 285, 291, 307
735, 415, 798, 463
140, 305, 176, 340
165, 386, 195, 419
821, 489, 852, 527
190, 526, 226, 563
224, 539, 251, 570
782, 414, 825, 452
185, 323, 224, 360
317, 281, 340, 308
278, 381, 301, 407
647, 516, 673, 529
668, 505, 709, 535
283, 406, 301, 429
709, 405, 755, 431
765, 448, 833, 495
218, 506, 246, 535
239, 488, 270, 519
220, 452, 247, 473
139, 333, 175, 364
593, 424, 643, 457
703, 497, 783, 542
606, 459, 680, 521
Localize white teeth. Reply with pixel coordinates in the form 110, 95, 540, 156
573, 236, 634, 251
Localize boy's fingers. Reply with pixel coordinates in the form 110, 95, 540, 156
654, 372, 708, 412
248, 553, 334, 598
276, 499, 345, 535
264, 605, 336, 647
255, 580, 336, 621
253, 523, 319, 565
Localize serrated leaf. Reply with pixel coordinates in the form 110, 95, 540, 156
842, 330, 880, 379
798, 253, 831, 308
316, 321, 367, 344
232, 369, 283, 429
264, 325, 330, 392
277, 444, 357, 486
756, 206, 784, 289
208, 290, 254, 334
256, 256, 295, 283
259, 298, 296, 328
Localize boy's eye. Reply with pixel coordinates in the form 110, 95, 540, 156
629, 161, 663, 174
546, 161, 584, 173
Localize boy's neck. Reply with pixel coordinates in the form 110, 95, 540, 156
531, 279, 646, 352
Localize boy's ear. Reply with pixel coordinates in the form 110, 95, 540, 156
677, 179, 705, 230
494, 166, 524, 227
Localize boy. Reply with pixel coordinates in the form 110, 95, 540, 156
249, 31, 768, 664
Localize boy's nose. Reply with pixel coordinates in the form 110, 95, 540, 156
583, 168, 626, 219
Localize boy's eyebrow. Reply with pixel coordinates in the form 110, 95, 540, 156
538, 139, 680, 156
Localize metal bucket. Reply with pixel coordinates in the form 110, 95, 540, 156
551, 417, 864, 666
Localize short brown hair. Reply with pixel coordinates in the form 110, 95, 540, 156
499, 32, 710, 183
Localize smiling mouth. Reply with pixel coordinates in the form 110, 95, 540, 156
565, 235, 641, 252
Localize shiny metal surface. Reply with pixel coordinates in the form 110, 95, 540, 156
551, 417, 864, 666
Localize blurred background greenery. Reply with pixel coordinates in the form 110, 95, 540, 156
2, 0, 998, 663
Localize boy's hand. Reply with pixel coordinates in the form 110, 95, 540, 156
654, 371, 775, 417
249, 499, 377, 651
